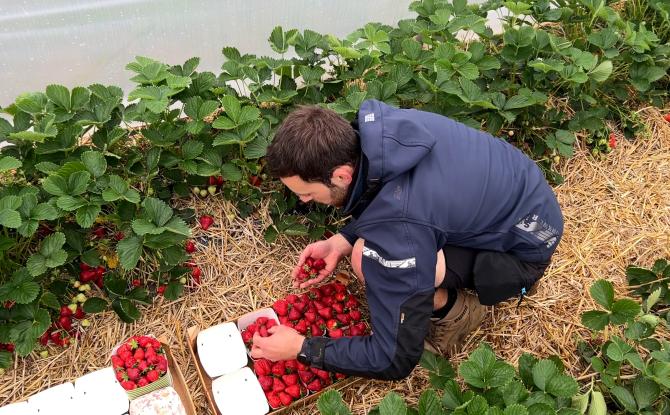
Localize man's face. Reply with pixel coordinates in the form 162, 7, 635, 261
281, 175, 349, 207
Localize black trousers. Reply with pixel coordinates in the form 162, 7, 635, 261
438, 245, 550, 305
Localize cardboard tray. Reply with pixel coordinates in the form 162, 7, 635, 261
187, 325, 361, 415
158, 336, 198, 415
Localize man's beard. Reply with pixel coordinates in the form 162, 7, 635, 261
329, 184, 348, 208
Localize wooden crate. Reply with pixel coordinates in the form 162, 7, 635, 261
186, 325, 361, 415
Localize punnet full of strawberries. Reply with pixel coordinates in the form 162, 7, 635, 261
111, 336, 169, 391
248, 281, 368, 409
240, 316, 278, 347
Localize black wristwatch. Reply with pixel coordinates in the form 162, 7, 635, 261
296, 338, 310, 365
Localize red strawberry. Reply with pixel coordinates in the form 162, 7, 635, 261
288, 308, 302, 321
126, 367, 140, 381
609, 133, 617, 149
273, 299, 289, 316
664, 113, 670, 123
282, 373, 298, 386
79, 270, 97, 282
121, 381, 137, 390
60, 305, 73, 317
334, 292, 346, 302
256, 317, 269, 325
157, 285, 166, 295
279, 316, 289, 325
138, 360, 148, 372
134, 348, 145, 360
58, 316, 72, 331
184, 240, 196, 253
317, 307, 332, 320
114, 231, 125, 241
111, 355, 124, 369
258, 325, 268, 337
241, 330, 253, 346
80, 262, 91, 271
216, 176, 224, 186
279, 391, 293, 406
306, 379, 322, 392
349, 310, 362, 321
332, 302, 345, 314
191, 267, 202, 280
345, 297, 359, 309
311, 324, 324, 336
315, 369, 330, 381
349, 323, 366, 337
254, 359, 272, 377
266, 392, 281, 408
329, 328, 343, 338
258, 375, 273, 392
272, 377, 285, 392
245, 323, 258, 335
137, 377, 149, 387
336, 313, 351, 325
272, 361, 286, 377
146, 370, 159, 382
208, 176, 218, 186
304, 311, 317, 323
298, 370, 314, 384
115, 371, 125, 382
249, 175, 262, 187
199, 215, 214, 230
335, 372, 347, 380
266, 319, 277, 329
285, 294, 299, 304
285, 384, 301, 399
74, 307, 85, 320
313, 258, 326, 269
132, 279, 141, 287
284, 359, 297, 373
294, 320, 308, 334
292, 301, 306, 313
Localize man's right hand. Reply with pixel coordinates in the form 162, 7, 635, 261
292, 233, 352, 288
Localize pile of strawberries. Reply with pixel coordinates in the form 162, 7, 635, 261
244, 281, 368, 408
272, 282, 368, 339
254, 358, 308, 408
111, 336, 169, 391
240, 316, 278, 347
295, 256, 326, 282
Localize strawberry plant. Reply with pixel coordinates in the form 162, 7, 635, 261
316, 260, 670, 415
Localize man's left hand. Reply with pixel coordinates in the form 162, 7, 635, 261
250, 325, 305, 362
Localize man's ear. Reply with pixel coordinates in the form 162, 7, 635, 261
330, 165, 354, 187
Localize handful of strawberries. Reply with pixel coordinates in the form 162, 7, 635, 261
240, 316, 278, 347
111, 336, 168, 391
295, 256, 326, 282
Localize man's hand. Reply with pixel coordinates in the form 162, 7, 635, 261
250, 325, 305, 362
292, 233, 353, 289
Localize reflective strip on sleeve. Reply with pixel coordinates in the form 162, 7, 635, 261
362, 247, 416, 269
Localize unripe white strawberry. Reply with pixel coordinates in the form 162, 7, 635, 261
40, 350, 49, 358
207, 185, 217, 195
81, 319, 91, 327
68, 303, 78, 313
76, 293, 87, 303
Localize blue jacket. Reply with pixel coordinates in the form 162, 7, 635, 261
302, 100, 563, 380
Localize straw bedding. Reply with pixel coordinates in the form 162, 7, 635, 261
1, 109, 669, 414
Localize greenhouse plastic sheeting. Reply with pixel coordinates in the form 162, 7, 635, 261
0, 0, 415, 106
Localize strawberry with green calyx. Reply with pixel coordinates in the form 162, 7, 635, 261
272, 299, 289, 316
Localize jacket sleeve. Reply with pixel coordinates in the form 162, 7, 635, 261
303, 221, 437, 380
338, 220, 358, 246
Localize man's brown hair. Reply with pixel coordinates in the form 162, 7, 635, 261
265, 106, 359, 184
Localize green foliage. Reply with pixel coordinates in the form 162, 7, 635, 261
318, 259, 669, 415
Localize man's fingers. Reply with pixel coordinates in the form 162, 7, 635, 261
250, 345, 262, 359
268, 325, 280, 335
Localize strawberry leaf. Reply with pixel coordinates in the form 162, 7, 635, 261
316, 390, 352, 415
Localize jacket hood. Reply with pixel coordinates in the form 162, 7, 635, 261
357, 99, 437, 183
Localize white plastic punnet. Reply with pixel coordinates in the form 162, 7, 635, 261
197, 321, 248, 378
74, 367, 129, 414
0, 401, 32, 415
212, 366, 269, 415
27, 382, 75, 415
